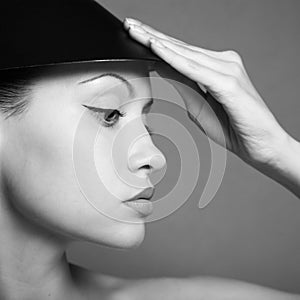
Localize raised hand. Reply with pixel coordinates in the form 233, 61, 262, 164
123, 18, 290, 170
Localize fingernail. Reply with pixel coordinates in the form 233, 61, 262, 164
129, 24, 145, 34
125, 17, 140, 25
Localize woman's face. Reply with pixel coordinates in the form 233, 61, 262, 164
0, 62, 166, 248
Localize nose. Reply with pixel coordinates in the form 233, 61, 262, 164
128, 134, 166, 177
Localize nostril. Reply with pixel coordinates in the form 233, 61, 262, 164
150, 153, 166, 171
139, 154, 166, 174
140, 164, 151, 171
128, 141, 167, 173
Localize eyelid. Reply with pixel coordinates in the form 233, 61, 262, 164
82, 104, 126, 129
83, 89, 122, 110
82, 104, 118, 112
83, 103, 154, 134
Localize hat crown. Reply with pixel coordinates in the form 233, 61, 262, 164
0, 0, 161, 70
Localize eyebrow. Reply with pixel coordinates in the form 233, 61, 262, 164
78, 72, 136, 98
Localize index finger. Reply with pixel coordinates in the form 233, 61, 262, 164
123, 18, 224, 59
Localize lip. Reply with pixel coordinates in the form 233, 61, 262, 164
124, 187, 155, 203
123, 187, 155, 217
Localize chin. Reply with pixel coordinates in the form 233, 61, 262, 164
83, 220, 146, 250
118, 222, 146, 249
110, 221, 146, 250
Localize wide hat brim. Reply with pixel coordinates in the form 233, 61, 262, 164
0, 0, 162, 70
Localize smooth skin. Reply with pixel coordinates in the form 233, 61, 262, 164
0, 62, 168, 300
0, 21, 300, 300
112, 17, 300, 300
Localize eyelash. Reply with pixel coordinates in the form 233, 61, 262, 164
83, 104, 155, 135
83, 104, 126, 128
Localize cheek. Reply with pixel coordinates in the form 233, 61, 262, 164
0, 122, 146, 246
94, 134, 123, 200
93, 122, 140, 203
0, 99, 146, 246
0, 108, 88, 234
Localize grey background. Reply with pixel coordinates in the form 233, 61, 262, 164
67, 0, 300, 293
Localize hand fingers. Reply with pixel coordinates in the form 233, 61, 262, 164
159, 39, 255, 97
152, 38, 243, 77
124, 18, 187, 46
126, 25, 154, 47
130, 26, 253, 98
148, 38, 230, 100
124, 18, 251, 108
124, 18, 231, 61
127, 26, 239, 78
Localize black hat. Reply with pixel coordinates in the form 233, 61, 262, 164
0, 0, 162, 70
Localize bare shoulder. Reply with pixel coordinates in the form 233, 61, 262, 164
171, 277, 300, 300
113, 276, 300, 300
69, 264, 300, 300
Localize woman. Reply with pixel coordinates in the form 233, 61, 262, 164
0, 1, 299, 299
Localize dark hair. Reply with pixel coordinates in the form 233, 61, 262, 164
0, 68, 46, 119
0, 62, 118, 119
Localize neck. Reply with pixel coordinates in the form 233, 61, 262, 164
0, 195, 78, 300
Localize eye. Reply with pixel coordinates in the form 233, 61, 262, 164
82, 104, 126, 128
103, 109, 125, 127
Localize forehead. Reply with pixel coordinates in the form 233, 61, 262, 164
52, 61, 151, 82
33, 62, 153, 108
74, 62, 152, 105
80, 62, 151, 79
35, 61, 150, 84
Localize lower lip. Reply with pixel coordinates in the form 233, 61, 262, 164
123, 199, 153, 217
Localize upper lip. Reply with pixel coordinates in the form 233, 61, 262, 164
124, 187, 155, 202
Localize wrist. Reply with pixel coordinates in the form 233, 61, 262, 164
254, 131, 300, 198
272, 133, 300, 173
